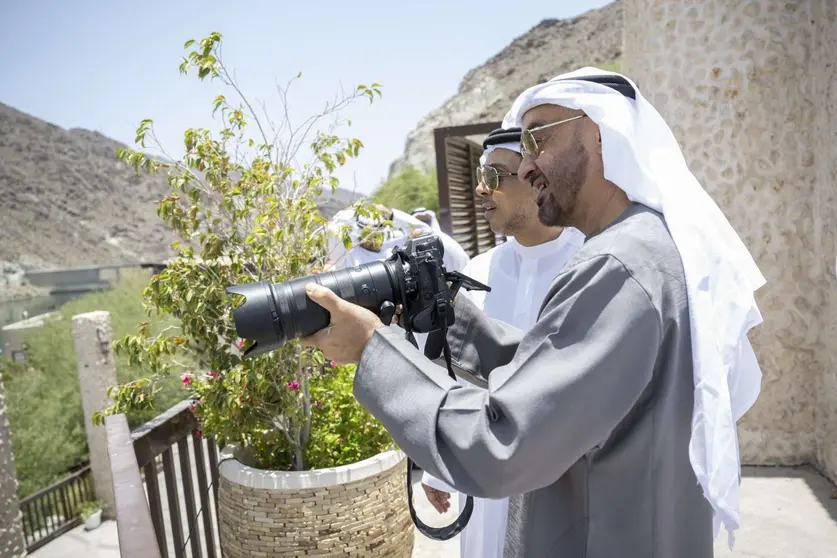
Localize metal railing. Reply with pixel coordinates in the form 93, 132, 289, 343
106, 399, 221, 558
18, 464, 94, 552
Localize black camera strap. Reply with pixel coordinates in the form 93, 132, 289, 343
401, 326, 474, 541
381, 248, 484, 542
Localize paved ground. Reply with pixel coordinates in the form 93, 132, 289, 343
33, 465, 837, 558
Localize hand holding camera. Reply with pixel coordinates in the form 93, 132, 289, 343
298, 283, 383, 365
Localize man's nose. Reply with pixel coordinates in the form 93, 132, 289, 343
475, 180, 491, 198
518, 157, 538, 187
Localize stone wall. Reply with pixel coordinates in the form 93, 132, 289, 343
0, 373, 26, 558
623, 0, 837, 482
810, 0, 837, 482
218, 449, 413, 557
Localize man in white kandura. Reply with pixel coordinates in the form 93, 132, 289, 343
421, 126, 584, 558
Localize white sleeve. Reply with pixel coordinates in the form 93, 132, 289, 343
390, 208, 432, 238
421, 470, 456, 492
441, 234, 471, 273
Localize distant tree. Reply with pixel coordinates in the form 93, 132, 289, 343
373, 166, 439, 214
599, 58, 622, 72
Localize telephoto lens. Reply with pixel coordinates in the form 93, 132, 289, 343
227, 260, 399, 358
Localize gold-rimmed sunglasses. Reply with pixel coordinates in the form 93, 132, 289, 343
476, 165, 517, 191
520, 114, 586, 158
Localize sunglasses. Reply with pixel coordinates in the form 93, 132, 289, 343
520, 114, 587, 158
477, 165, 517, 191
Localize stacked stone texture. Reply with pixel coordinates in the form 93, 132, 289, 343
219, 459, 413, 557
0, 373, 26, 558
623, 0, 837, 484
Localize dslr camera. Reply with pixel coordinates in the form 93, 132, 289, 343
226, 232, 486, 541
226, 233, 489, 358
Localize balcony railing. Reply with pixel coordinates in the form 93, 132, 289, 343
18, 464, 94, 552
106, 399, 221, 558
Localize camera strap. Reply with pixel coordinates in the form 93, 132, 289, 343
402, 327, 474, 541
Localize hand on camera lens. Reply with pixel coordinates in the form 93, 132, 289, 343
299, 283, 384, 364
421, 483, 451, 514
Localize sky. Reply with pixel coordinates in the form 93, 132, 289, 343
0, 0, 613, 195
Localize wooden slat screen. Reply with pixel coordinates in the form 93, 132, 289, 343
435, 123, 502, 257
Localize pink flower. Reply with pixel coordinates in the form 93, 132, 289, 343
181, 374, 192, 387
207, 370, 219, 380
189, 399, 200, 413
328, 360, 337, 368
236, 340, 245, 350
286, 380, 300, 391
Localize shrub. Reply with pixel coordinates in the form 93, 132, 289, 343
1, 269, 183, 497
95, 32, 393, 472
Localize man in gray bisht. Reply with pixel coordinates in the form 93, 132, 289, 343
301, 68, 766, 557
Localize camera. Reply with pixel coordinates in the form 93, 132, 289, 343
226, 233, 489, 358
226, 233, 487, 541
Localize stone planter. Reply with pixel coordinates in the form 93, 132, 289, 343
218, 445, 414, 557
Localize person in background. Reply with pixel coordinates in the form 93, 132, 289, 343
324, 203, 469, 352
324, 204, 431, 268
420, 126, 584, 558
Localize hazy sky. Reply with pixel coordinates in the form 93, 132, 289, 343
0, 0, 613, 195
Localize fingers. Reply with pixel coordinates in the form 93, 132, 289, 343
392, 304, 404, 325
421, 484, 451, 514
305, 283, 341, 312
299, 334, 317, 348
299, 328, 327, 349
431, 491, 451, 514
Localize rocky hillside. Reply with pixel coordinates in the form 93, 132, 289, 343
0, 103, 363, 272
389, 0, 622, 175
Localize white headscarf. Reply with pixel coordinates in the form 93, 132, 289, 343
506, 67, 766, 547
479, 140, 520, 165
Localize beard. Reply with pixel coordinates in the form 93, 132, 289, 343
499, 208, 533, 236
536, 139, 589, 228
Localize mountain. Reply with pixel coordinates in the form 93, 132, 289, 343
0, 103, 364, 272
389, 1, 623, 175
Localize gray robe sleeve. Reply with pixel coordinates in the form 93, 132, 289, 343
353, 254, 662, 499
444, 295, 524, 382
424, 295, 524, 386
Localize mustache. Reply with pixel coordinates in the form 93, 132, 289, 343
527, 170, 547, 190
525, 163, 546, 188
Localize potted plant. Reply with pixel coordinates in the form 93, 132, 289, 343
94, 33, 413, 557
80, 500, 104, 531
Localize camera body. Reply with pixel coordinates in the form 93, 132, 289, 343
227, 233, 488, 358
392, 233, 455, 334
